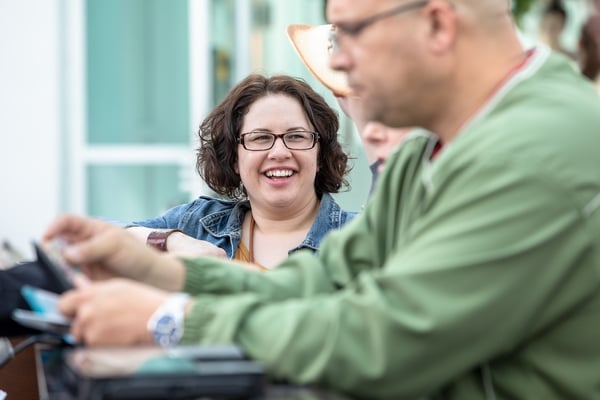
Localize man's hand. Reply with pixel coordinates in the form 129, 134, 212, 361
43, 214, 186, 291
59, 278, 170, 346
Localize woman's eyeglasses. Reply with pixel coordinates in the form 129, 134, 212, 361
238, 130, 320, 151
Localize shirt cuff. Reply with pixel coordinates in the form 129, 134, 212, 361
182, 257, 247, 295
181, 295, 218, 344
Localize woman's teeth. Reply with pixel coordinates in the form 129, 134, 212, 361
266, 169, 293, 178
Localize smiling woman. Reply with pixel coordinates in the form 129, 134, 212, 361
126, 74, 357, 270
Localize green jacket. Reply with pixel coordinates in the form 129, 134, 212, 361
181, 47, 600, 399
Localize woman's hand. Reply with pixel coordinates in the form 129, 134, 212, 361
127, 226, 227, 259
59, 278, 169, 346
165, 233, 227, 259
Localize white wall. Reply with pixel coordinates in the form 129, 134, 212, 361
0, 0, 61, 258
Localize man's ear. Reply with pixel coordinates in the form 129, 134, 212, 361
424, 0, 458, 54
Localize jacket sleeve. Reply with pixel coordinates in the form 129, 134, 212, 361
180, 160, 599, 399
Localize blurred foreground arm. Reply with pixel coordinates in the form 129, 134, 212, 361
44, 214, 186, 291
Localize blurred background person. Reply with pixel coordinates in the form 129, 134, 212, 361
578, 12, 600, 90
336, 97, 411, 194
539, 0, 577, 59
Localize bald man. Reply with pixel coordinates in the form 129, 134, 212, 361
36, 1, 600, 398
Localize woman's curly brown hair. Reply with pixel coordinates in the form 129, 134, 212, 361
196, 74, 350, 199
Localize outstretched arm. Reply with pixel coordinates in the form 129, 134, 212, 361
44, 215, 186, 291
127, 226, 226, 259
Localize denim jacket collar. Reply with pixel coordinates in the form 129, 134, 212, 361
199, 193, 355, 255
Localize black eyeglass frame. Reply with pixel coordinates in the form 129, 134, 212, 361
237, 130, 320, 151
329, 0, 429, 52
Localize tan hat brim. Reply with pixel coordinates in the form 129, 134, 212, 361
287, 24, 353, 97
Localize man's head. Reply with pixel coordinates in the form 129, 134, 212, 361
286, 21, 410, 172
326, 0, 520, 140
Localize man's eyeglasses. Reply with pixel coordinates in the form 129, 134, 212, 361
238, 130, 320, 151
328, 0, 429, 53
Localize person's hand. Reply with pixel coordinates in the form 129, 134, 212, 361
59, 278, 168, 346
166, 233, 227, 259
43, 214, 185, 290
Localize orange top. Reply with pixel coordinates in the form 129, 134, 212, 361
233, 241, 268, 271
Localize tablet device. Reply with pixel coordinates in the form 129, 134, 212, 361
33, 240, 76, 293
11, 309, 71, 336
12, 285, 73, 338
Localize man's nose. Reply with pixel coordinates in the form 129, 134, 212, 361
329, 47, 351, 72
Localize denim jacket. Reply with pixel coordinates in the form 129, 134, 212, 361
130, 193, 357, 258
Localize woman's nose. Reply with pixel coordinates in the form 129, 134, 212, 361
268, 137, 292, 158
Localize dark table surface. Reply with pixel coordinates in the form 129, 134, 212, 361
0, 337, 40, 400
35, 344, 354, 400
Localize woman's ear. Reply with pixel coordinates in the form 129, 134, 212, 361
234, 161, 239, 174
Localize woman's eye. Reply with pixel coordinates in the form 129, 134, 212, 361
286, 132, 310, 141
250, 134, 272, 142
